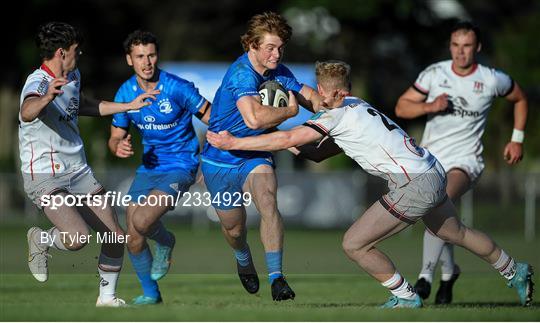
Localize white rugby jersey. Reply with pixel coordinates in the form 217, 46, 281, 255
306, 97, 436, 188
413, 60, 513, 163
18, 65, 87, 179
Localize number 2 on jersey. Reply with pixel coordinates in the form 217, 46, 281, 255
367, 108, 398, 132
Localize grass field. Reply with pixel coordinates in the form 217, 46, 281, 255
1, 220, 538, 321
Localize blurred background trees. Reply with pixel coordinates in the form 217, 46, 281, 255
3, 0, 539, 172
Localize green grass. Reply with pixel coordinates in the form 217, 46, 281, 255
1, 222, 539, 321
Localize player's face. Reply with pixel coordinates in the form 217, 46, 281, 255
252, 33, 285, 71
60, 43, 81, 72
127, 43, 158, 81
449, 30, 480, 70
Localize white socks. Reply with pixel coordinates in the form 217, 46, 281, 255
492, 250, 517, 280
98, 267, 120, 302
419, 230, 457, 282
382, 272, 417, 300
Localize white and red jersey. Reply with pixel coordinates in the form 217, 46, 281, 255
413, 60, 513, 165
305, 97, 436, 189
18, 65, 87, 179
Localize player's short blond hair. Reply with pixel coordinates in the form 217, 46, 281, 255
315, 60, 351, 91
240, 12, 292, 52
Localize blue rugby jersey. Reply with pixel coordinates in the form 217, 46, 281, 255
112, 69, 206, 172
202, 53, 303, 166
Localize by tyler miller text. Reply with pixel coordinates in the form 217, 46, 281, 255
40, 231, 130, 247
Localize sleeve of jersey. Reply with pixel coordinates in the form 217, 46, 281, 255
276, 65, 303, 92
22, 75, 47, 100
412, 66, 433, 96
230, 70, 260, 101
303, 111, 337, 137
493, 69, 514, 97
111, 90, 130, 128
176, 81, 206, 115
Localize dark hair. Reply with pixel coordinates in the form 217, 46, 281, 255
451, 21, 481, 44
240, 12, 292, 52
123, 30, 159, 54
36, 22, 83, 60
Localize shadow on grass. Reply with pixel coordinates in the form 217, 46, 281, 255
430, 302, 538, 308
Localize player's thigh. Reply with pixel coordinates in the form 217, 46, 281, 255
129, 170, 194, 227
446, 168, 472, 202
77, 190, 122, 233
343, 201, 409, 251
133, 189, 174, 227
422, 198, 463, 241
243, 164, 278, 213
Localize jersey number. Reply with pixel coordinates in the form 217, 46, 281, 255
367, 108, 398, 132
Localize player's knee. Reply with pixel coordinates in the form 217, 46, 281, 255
342, 234, 366, 258
63, 231, 89, 251
132, 214, 152, 236
223, 224, 244, 240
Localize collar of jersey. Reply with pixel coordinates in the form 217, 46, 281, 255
40, 64, 56, 78
131, 69, 163, 92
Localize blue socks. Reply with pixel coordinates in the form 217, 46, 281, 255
234, 245, 252, 267
128, 247, 160, 298
265, 250, 283, 283
147, 222, 174, 247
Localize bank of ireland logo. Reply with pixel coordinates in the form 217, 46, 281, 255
159, 98, 173, 114
144, 115, 156, 123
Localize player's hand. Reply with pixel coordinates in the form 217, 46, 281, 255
206, 130, 236, 150
426, 93, 448, 113
127, 89, 160, 111
45, 78, 68, 101
503, 141, 523, 165
115, 134, 134, 158
322, 89, 348, 108
287, 91, 299, 117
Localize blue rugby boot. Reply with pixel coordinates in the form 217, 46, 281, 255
132, 294, 163, 305
380, 294, 423, 309
508, 263, 534, 306
151, 233, 175, 281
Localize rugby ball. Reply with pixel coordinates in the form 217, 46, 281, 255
258, 80, 289, 108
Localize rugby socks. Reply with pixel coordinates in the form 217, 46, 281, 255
265, 250, 283, 283
382, 272, 417, 300
128, 247, 160, 298
491, 249, 517, 280
418, 230, 445, 283
234, 245, 252, 267
44, 227, 68, 250
98, 268, 120, 302
439, 243, 456, 281
147, 221, 174, 248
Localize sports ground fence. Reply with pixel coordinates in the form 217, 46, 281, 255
0, 168, 537, 241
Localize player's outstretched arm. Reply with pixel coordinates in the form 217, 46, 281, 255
395, 87, 447, 119
294, 136, 343, 163
79, 90, 160, 117
237, 90, 298, 129
20, 77, 68, 122
503, 82, 528, 165
207, 125, 323, 152
108, 126, 134, 158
